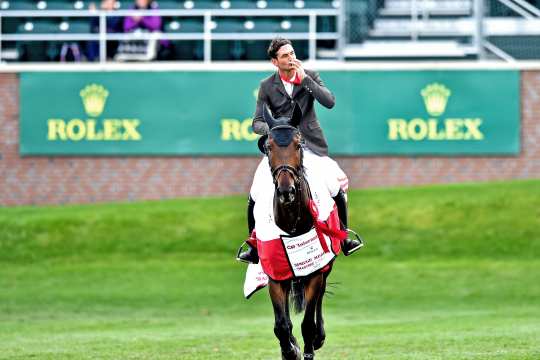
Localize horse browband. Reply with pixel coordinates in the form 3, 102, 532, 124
267, 124, 304, 184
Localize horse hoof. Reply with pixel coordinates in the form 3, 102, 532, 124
313, 337, 325, 350
282, 344, 302, 360
294, 345, 302, 360
291, 335, 300, 349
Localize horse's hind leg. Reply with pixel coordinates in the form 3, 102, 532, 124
301, 274, 324, 358
313, 272, 328, 351
269, 280, 301, 360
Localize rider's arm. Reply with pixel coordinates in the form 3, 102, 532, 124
301, 71, 335, 109
252, 84, 270, 135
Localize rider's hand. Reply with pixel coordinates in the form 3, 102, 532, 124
290, 59, 306, 82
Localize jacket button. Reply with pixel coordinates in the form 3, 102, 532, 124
291, 100, 294, 104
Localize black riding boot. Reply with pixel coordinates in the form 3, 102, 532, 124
236, 196, 260, 264
333, 190, 363, 256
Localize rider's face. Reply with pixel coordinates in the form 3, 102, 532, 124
271, 44, 296, 72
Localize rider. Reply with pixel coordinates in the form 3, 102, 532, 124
237, 37, 362, 263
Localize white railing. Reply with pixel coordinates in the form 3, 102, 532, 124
367, 0, 540, 61
496, 0, 540, 19
0, 8, 341, 63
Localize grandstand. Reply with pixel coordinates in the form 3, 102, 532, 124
0, 0, 539, 62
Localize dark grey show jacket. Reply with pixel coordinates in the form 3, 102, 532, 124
252, 69, 336, 156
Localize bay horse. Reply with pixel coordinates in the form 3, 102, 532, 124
261, 105, 333, 360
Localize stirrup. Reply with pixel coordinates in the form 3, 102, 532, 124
236, 241, 258, 264
347, 229, 364, 246
344, 229, 364, 254
236, 242, 249, 263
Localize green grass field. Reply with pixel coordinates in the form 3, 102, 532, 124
1, 180, 539, 359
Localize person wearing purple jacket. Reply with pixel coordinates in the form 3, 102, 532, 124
124, 0, 162, 32
123, 0, 171, 57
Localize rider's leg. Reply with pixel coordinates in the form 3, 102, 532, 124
303, 149, 362, 256
237, 156, 270, 264
318, 153, 363, 256
237, 196, 259, 263
333, 189, 348, 229
247, 196, 255, 234
332, 189, 363, 256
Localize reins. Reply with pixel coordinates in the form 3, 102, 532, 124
269, 146, 311, 234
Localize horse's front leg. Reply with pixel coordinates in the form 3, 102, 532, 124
269, 280, 301, 360
301, 274, 324, 359
285, 290, 300, 350
313, 272, 328, 351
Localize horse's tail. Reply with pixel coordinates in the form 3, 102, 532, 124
291, 279, 306, 313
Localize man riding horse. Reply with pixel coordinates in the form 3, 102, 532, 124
237, 37, 362, 263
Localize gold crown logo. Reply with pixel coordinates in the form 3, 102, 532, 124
80, 84, 109, 117
421, 83, 451, 117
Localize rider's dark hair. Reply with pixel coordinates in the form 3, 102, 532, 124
267, 38, 292, 59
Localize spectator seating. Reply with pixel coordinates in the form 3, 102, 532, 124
0, 0, 339, 62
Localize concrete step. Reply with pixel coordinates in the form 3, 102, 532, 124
340, 40, 477, 58
370, 17, 540, 37
379, 0, 472, 16
371, 18, 474, 36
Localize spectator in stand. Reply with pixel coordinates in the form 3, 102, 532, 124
124, 0, 161, 32
86, 0, 123, 61
123, 0, 172, 60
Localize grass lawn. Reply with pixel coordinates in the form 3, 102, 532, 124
1, 180, 539, 359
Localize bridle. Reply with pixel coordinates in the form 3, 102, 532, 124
271, 164, 301, 186
264, 124, 304, 183
267, 139, 305, 187
267, 140, 308, 234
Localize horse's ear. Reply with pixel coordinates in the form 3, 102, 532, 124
263, 104, 276, 129
290, 104, 302, 127
257, 134, 269, 154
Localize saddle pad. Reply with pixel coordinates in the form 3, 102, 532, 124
253, 205, 342, 281
243, 262, 269, 299
243, 228, 336, 299
251, 156, 339, 242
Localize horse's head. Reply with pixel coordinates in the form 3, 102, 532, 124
261, 105, 304, 205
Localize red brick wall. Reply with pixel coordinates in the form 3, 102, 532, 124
1, 71, 539, 206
